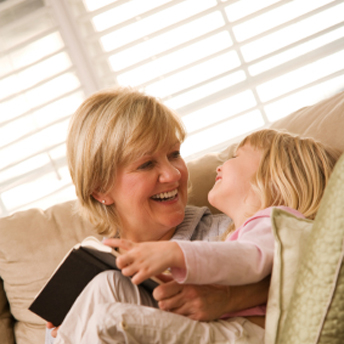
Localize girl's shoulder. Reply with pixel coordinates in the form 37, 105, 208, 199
251, 206, 305, 220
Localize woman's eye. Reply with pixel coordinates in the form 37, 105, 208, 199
138, 161, 153, 170
170, 150, 181, 159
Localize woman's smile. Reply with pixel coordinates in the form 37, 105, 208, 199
151, 188, 178, 202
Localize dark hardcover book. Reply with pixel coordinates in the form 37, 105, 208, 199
29, 236, 162, 326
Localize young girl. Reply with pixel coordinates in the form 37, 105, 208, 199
106, 128, 339, 320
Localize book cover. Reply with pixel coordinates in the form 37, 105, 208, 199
29, 237, 161, 326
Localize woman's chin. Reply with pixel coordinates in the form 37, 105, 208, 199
163, 210, 185, 230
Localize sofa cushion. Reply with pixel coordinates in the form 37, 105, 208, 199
265, 209, 313, 344
0, 201, 100, 344
277, 152, 344, 344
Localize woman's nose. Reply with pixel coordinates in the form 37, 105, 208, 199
216, 165, 222, 173
159, 162, 181, 183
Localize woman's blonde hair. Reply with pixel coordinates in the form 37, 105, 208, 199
67, 87, 186, 237
240, 129, 340, 220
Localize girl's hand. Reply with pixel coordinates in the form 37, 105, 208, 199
103, 238, 185, 285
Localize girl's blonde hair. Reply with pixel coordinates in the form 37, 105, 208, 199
222, 129, 340, 239
67, 87, 186, 237
240, 129, 340, 219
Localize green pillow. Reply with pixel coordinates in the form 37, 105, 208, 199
277, 153, 344, 343
265, 209, 313, 344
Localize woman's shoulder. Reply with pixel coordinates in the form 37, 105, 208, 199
185, 205, 231, 225
173, 205, 231, 241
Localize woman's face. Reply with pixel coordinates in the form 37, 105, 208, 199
106, 142, 188, 242
208, 143, 262, 221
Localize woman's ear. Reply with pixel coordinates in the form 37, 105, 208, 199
91, 191, 114, 206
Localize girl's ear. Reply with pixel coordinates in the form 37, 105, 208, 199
91, 191, 114, 205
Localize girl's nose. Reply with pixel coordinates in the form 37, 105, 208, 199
216, 165, 222, 173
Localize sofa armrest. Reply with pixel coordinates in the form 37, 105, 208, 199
0, 277, 15, 344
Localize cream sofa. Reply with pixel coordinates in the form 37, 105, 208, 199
0, 91, 343, 344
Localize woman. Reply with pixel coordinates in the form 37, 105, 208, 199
47, 87, 269, 343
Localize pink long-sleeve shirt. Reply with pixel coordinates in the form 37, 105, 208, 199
171, 206, 304, 318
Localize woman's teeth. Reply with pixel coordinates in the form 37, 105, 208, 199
151, 189, 178, 201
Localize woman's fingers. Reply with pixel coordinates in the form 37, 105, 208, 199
156, 285, 202, 318
158, 293, 184, 312
156, 284, 231, 321
51, 326, 60, 338
46, 322, 55, 329
46, 323, 60, 338
153, 280, 182, 301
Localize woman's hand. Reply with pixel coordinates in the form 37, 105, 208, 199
46, 322, 60, 338
153, 278, 232, 321
153, 275, 270, 321
103, 238, 185, 285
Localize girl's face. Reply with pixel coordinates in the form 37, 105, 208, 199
208, 143, 262, 223
104, 142, 188, 242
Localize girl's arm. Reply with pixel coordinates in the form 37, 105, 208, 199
173, 216, 274, 285
105, 215, 274, 286
103, 238, 185, 285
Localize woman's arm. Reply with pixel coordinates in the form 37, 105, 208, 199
153, 274, 270, 322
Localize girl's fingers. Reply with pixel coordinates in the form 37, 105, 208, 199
120, 262, 138, 276
155, 273, 173, 283
116, 253, 135, 270
130, 271, 148, 285
103, 238, 135, 251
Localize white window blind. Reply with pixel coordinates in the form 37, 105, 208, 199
0, 0, 92, 216
1, 0, 344, 216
